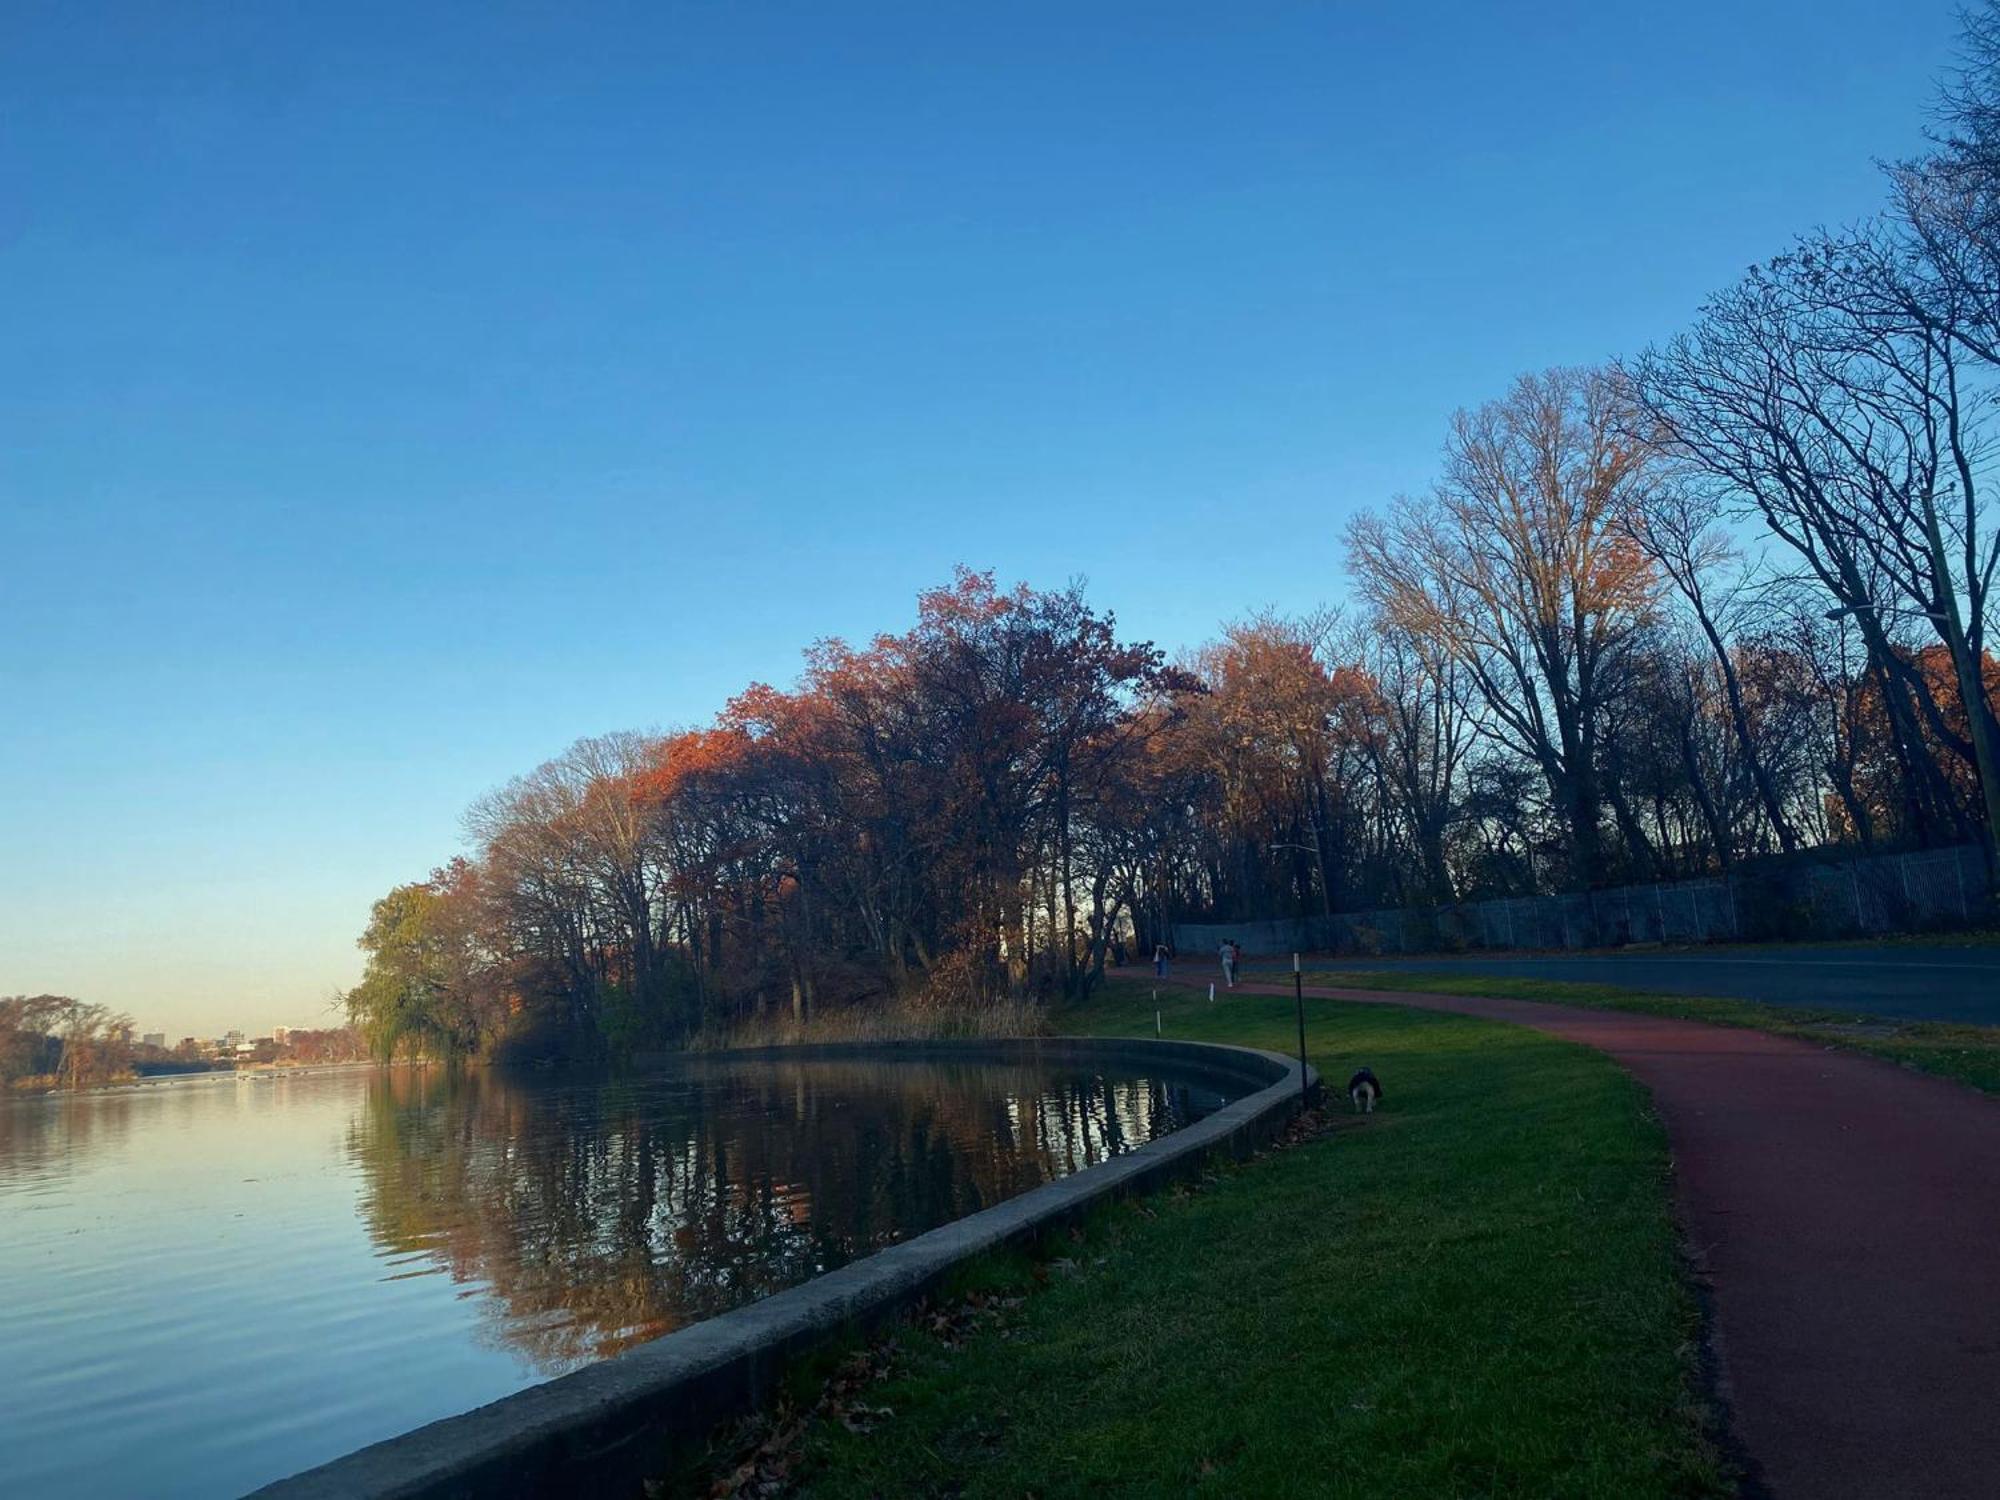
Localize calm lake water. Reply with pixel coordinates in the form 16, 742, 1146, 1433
0, 1053, 1239, 1498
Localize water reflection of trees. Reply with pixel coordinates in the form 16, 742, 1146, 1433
0, 1089, 143, 1183
347, 1060, 1224, 1374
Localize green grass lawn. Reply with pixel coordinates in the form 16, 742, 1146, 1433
1301, 969, 2000, 1096
727, 980, 1729, 1499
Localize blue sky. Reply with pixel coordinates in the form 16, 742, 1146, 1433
1, 0, 1962, 1034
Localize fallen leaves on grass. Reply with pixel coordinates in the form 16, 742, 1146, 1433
702, 1344, 893, 1497
682, 1131, 1327, 1499
699, 1290, 1026, 1497
1273, 1103, 1335, 1148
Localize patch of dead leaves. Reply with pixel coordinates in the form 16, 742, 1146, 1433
694, 1288, 1026, 1498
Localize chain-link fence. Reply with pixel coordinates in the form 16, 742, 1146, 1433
1173, 844, 1992, 957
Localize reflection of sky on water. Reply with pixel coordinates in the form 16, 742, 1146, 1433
0, 1056, 1238, 1499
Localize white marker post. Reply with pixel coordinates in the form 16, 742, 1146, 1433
1208, 982, 1215, 1003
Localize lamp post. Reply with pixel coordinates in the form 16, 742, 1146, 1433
1270, 831, 1333, 918
1291, 951, 1310, 1108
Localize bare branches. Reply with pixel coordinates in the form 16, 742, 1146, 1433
1348, 367, 1662, 886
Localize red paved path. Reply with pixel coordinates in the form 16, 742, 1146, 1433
1166, 973, 2000, 1498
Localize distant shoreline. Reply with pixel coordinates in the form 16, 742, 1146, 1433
7, 1058, 393, 1102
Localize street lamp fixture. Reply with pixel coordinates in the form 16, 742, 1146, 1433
1271, 836, 1335, 920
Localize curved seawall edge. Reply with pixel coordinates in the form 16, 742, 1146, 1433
246, 1036, 1317, 1500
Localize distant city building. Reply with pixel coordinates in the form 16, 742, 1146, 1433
224, 1029, 244, 1047
141, 1033, 166, 1049
272, 1026, 290, 1044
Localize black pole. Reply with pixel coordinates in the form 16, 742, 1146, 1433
1293, 951, 1309, 1107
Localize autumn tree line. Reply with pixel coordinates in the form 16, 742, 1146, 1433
0, 996, 136, 1091
0, 997, 363, 1090
346, 9, 2000, 1061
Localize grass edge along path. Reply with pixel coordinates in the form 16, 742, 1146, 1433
676, 980, 1731, 1499
1297, 968, 2000, 1095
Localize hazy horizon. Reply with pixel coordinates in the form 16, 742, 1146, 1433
3, 0, 1962, 1035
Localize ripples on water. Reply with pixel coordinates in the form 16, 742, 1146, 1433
0, 1055, 1238, 1498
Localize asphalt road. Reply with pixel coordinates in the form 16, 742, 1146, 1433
1235, 944, 2000, 1025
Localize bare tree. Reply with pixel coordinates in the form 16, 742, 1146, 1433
1348, 367, 1663, 887
1355, 616, 1477, 900
1633, 234, 2000, 875
1621, 478, 1803, 853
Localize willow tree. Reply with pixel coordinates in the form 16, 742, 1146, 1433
345, 864, 495, 1060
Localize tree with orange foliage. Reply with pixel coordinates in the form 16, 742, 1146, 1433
1163, 612, 1356, 918
347, 572, 1196, 1058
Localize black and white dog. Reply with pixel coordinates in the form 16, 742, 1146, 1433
1346, 1067, 1383, 1114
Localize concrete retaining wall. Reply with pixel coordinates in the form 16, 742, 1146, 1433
1176, 843, 1993, 957
247, 1037, 1317, 1500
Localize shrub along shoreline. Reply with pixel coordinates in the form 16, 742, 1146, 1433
687, 996, 1051, 1053
663, 979, 1732, 1498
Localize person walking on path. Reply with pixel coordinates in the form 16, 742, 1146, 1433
1219, 940, 1237, 989
1153, 942, 1169, 978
